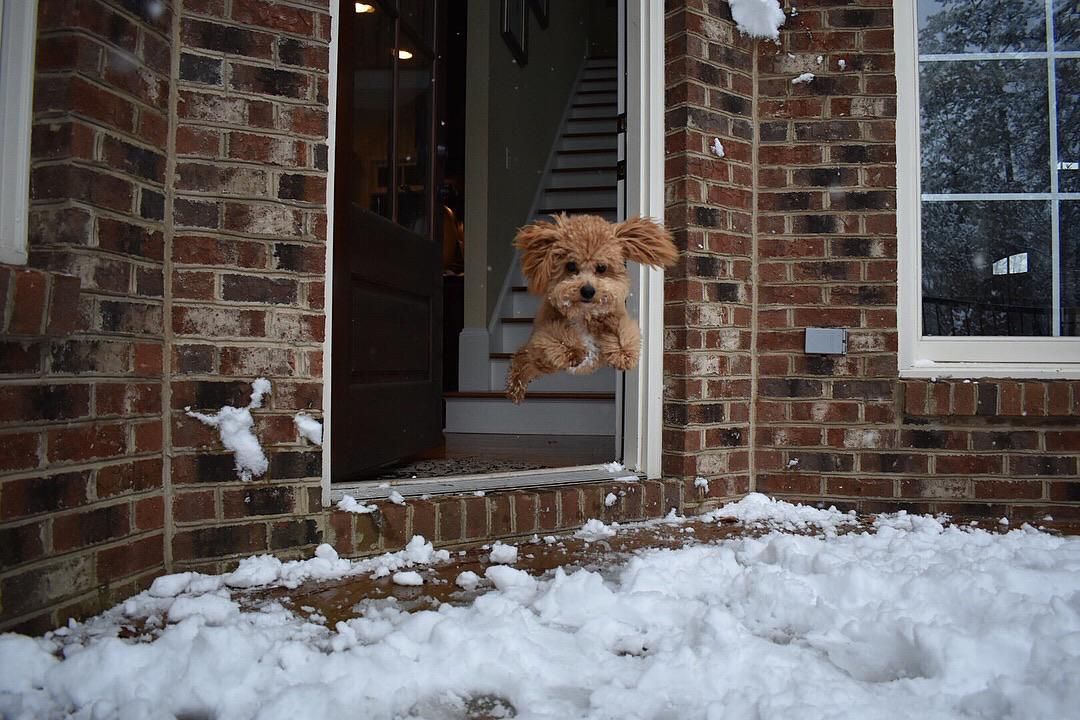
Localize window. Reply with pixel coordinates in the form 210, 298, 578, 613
896, 0, 1080, 377
0, 0, 37, 266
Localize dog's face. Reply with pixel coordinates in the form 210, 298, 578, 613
514, 214, 678, 320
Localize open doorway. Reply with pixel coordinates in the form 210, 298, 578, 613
332, 0, 622, 483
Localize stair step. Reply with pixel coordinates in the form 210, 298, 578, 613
489, 356, 618, 393
445, 393, 617, 435
569, 104, 617, 119
537, 206, 617, 215
541, 190, 617, 212
566, 117, 617, 133
548, 168, 618, 188
558, 135, 617, 152
544, 184, 615, 193
554, 150, 617, 169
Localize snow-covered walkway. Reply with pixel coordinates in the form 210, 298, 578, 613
2, 495, 1079, 720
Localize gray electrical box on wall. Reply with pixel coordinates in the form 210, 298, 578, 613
805, 328, 848, 355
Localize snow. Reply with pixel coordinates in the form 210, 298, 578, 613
576, 518, 617, 541
336, 494, 377, 514
292, 412, 322, 446
3, 498, 1080, 719
392, 571, 424, 586
488, 542, 518, 564
184, 378, 270, 481
601, 461, 624, 473
728, 0, 786, 41
838, 58, 847, 70
694, 476, 709, 492
388, 490, 406, 505
792, 72, 816, 84
604, 492, 618, 507
710, 137, 725, 158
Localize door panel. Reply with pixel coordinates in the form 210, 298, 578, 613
333, 0, 443, 479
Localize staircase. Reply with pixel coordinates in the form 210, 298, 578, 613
445, 57, 620, 435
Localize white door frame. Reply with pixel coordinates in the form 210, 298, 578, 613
322, 0, 667, 502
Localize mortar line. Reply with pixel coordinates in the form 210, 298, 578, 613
747, 36, 761, 495
161, 0, 183, 572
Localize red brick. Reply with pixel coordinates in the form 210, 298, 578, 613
134, 495, 165, 531
47, 423, 126, 463
438, 499, 462, 542
52, 503, 131, 552
7, 270, 48, 335
463, 496, 487, 540
514, 493, 538, 535
0, 432, 41, 472
173, 490, 216, 523
97, 534, 163, 583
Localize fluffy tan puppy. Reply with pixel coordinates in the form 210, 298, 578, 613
506, 213, 678, 404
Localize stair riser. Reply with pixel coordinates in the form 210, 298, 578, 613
569, 105, 617, 119
554, 151, 617, 169
574, 91, 617, 105
581, 67, 617, 80
559, 135, 617, 152
577, 79, 617, 93
498, 322, 533, 352
542, 187, 617, 209
490, 358, 617, 393
510, 290, 540, 317
533, 210, 617, 223
548, 170, 617, 188
445, 397, 616, 435
566, 118, 617, 134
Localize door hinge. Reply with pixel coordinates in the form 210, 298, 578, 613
616, 113, 627, 134
616, 160, 626, 180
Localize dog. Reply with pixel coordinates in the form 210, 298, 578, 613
505, 213, 678, 404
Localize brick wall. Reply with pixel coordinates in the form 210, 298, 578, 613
167, 0, 331, 574
665, 0, 1079, 519
0, 0, 172, 633
663, 0, 756, 508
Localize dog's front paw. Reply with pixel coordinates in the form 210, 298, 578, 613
605, 347, 639, 371
556, 344, 587, 369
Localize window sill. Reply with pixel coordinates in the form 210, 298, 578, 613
900, 362, 1080, 381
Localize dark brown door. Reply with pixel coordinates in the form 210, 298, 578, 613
333, 0, 443, 479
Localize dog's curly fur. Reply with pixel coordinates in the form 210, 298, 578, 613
506, 214, 678, 404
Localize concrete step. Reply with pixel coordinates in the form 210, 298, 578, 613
489, 354, 617, 393
444, 392, 616, 435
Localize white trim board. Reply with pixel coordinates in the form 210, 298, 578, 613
0, 0, 38, 265
320, 0, 341, 507
331, 464, 645, 502
894, 0, 1080, 378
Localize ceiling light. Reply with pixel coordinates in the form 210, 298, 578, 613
396, 49, 413, 60
354, 3, 375, 13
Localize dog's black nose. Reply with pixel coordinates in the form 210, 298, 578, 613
580, 284, 596, 300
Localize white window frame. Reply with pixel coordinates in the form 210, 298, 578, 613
0, 0, 38, 266
896, 0, 1080, 379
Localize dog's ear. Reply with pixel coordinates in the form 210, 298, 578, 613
615, 216, 678, 268
514, 218, 562, 294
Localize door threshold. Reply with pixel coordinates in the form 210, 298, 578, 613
330, 464, 643, 503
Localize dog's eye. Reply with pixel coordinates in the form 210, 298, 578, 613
566, 262, 578, 273
596, 264, 607, 274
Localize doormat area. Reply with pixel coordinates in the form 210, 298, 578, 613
374, 456, 549, 480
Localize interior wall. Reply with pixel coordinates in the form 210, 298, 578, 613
463, 0, 591, 328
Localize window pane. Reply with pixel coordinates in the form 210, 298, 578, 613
1062, 202, 1080, 336
396, 44, 433, 237
347, 9, 395, 220
922, 201, 1052, 336
1055, 0, 1079, 50
920, 60, 1050, 193
918, 0, 1046, 54
1057, 59, 1080, 193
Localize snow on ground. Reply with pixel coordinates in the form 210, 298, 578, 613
3, 494, 1080, 719
729, 0, 786, 40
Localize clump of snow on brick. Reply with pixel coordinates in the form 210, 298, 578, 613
388, 490, 406, 505
694, 477, 710, 492
293, 413, 323, 446
792, 72, 815, 84
185, 377, 271, 481
489, 542, 518, 565
710, 137, 725, 158
455, 570, 480, 591
604, 492, 618, 507
576, 518, 617, 541
728, 0, 786, 40
337, 494, 377, 514
392, 571, 423, 587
